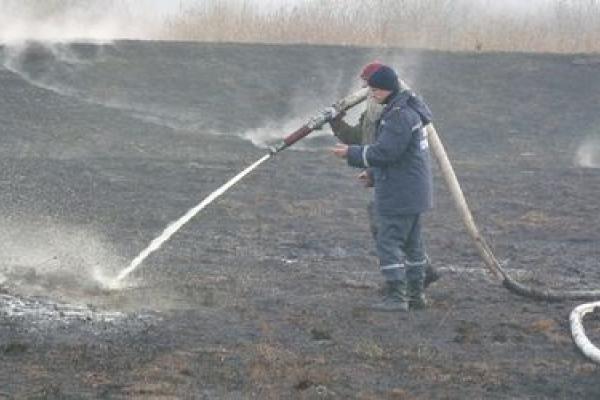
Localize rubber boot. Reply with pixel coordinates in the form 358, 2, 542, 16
407, 263, 428, 310
370, 280, 409, 312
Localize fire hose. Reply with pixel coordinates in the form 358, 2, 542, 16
426, 124, 600, 364
278, 88, 600, 363
298, 88, 600, 363
269, 87, 370, 155
114, 88, 370, 284
121, 86, 599, 363
570, 302, 600, 364
273, 88, 600, 300
427, 124, 600, 301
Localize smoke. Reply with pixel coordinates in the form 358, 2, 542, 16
237, 51, 428, 151
0, 0, 160, 44
575, 137, 600, 168
0, 1, 169, 125
382, 53, 424, 90
0, 40, 199, 138
1, 41, 96, 99
0, 1, 162, 110
237, 62, 359, 150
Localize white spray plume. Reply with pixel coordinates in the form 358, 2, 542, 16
238, 53, 425, 151
240, 117, 317, 149
0, 1, 161, 44
0, 215, 126, 291
575, 137, 600, 169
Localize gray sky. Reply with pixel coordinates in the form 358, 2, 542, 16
148, 0, 556, 14
147, 0, 305, 14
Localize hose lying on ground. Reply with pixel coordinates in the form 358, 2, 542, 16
427, 123, 600, 363
426, 123, 600, 301
570, 302, 600, 364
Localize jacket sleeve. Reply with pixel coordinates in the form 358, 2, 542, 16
330, 113, 365, 145
347, 109, 415, 168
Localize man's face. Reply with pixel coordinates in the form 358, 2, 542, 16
369, 87, 392, 103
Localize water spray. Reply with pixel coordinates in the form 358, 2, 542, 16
109, 86, 600, 364
113, 154, 271, 282
112, 88, 369, 284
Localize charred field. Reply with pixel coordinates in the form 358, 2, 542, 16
0, 41, 600, 399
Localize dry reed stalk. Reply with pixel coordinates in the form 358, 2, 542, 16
160, 0, 600, 54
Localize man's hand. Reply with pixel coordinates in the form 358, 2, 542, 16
311, 106, 340, 130
357, 170, 374, 188
321, 106, 338, 122
328, 110, 346, 133
331, 143, 349, 158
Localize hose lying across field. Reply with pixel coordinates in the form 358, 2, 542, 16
570, 302, 600, 364
426, 123, 600, 363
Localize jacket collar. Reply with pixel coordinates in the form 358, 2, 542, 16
382, 90, 411, 114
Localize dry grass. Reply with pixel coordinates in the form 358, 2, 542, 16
4, 0, 599, 53
160, 0, 600, 54
354, 339, 386, 360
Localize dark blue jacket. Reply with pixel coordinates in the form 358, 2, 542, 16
347, 91, 433, 215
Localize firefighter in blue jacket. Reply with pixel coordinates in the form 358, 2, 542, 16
331, 64, 434, 312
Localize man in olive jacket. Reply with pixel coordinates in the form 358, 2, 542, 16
331, 64, 434, 311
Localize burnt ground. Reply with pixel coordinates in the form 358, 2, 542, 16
0, 41, 599, 399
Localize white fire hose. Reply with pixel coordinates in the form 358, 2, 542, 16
570, 302, 600, 364
426, 123, 600, 364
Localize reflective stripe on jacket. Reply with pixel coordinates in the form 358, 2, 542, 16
347, 91, 433, 215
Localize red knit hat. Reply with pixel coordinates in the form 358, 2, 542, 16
360, 62, 383, 81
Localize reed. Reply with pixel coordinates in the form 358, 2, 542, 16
4, 0, 599, 53
160, 0, 600, 53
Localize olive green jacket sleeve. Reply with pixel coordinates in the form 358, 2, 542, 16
330, 113, 366, 145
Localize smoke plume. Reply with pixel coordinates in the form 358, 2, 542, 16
0, 0, 159, 43
575, 137, 600, 168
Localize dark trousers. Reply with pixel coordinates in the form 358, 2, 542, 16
375, 213, 426, 282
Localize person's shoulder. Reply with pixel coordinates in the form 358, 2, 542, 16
384, 104, 421, 133
407, 93, 433, 124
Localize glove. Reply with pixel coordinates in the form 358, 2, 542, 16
358, 169, 374, 188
